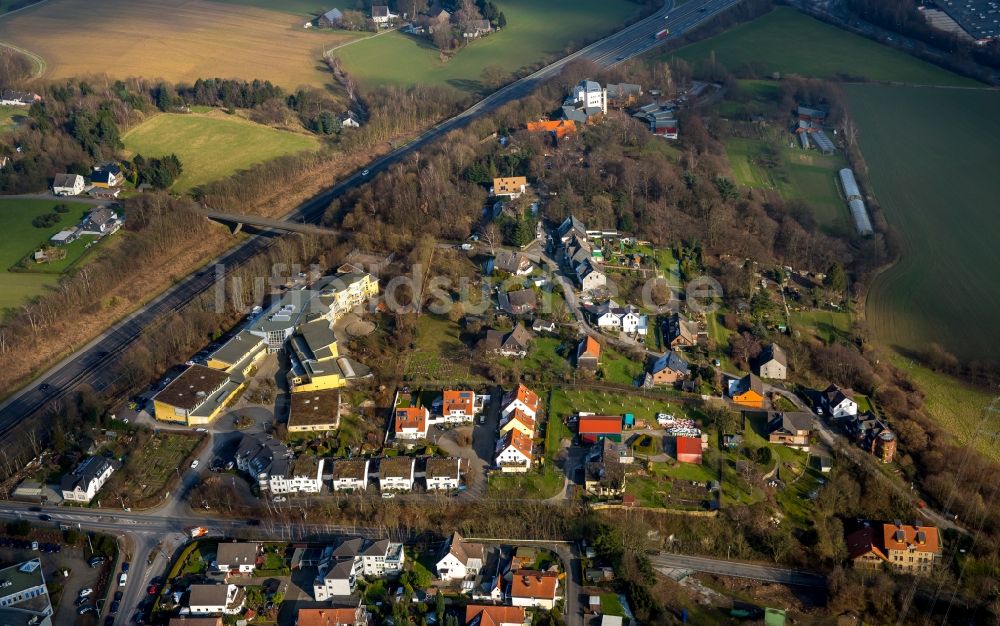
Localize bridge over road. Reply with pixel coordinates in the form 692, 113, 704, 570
651, 553, 827, 588
201, 209, 342, 236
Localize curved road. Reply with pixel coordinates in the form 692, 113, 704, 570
0, 0, 743, 434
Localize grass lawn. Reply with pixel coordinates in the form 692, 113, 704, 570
789, 309, 850, 344
122, 112, 320, 192
723, 135, 851, 235
0, 105, 25, 133
488, 466, 563, 499
549, 389, 702, 428
404, 314, 485, 384
599, 347, 644, 385
600, 593, 626, 617
0, 199, 94, 311
846, 84, 1000, 363
0, 0, 362, 89
336, 0, 639, 93
889, 354, 999, 462
667, 6, 978, 87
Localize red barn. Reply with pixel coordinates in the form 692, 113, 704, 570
577, 415, 623, 445
675, 436, 702, 464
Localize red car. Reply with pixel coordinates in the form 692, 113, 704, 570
147, 584, 158, 596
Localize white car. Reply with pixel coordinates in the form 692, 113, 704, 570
118, 573, 127, 587
381, 492, 395, 499
361, 169, 370, 177
190, 460, 199, 469
78, 588, 93, 598
272, 496, 287, 503
195, 428, 207, 433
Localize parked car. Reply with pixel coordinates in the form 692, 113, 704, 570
122, 562, 130, 573
78, 588, 93, 598
190, 460, 199, 469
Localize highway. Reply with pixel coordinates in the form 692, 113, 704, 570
0, 0, 743, 435
651, 553, 827, 588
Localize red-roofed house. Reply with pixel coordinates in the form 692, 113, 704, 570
499, 408, 535, 438
509, 570, 560, 609
296, 606, 367, 626
576, 336, 601, 371
395, 406, 429, 440
675, 436, 702, 464
577, 415, 622, 444
442, 390, 476, 422
495, 430, 533, 473
502, 384, 541, 420
465, 604, 526, 626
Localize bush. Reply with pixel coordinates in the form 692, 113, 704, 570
32, 213, 60, 228
53, 204, 70, 213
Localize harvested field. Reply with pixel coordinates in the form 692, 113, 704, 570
0, 0, 362, 89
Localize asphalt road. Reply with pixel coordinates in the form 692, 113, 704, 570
0, 0, 743, 436
650, 553, 827, 588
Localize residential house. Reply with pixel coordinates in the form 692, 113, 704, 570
723, 433, 743, 449
557, 215, 587, 243
756, 343, 787, 380
60, 456, 115, 503
576, 336, 601, 371
378, 456, 415, 491
441, 390, 477, 422
153, 364, 240, 426
216, 543, 259, 575
577, 415, 622, 445
822, 385, 859, 419
0, 90, 40, 106
90, 164, 123, 188
318, 8, 344, 28
483, 324, 532, 358
465, 605, 525, 626
526, 119, 576, 140
675, 436, 703, 464
531, 319, 556, 334
360, 539, 405, 577
394, 406, 429, 440
267, 456, 325, 494
463, 19, 493, 38
423, 8, 451, 33
370, 5, 397, 25
606, 83, 642, 108
499, 289, 537, 316
644, 351, 689, 386
494, 250, 532, 276
767, 412, 813, 451
425, 457, 462, 491
234, 433, 296, 492
844, 412, 897, 463
296, 606, 367, 626
499, 408, 535, 438
561, 79, 607, 124
587, 301, 648, 336
187, 584, 244, 615
847, 522, 941, 574
509, 570, 560, 610
491, 176, 528, 199
331, 459, 370, 492
664, 313, 699, 349
633, 103, 678, 139
437, 532, 485, 581
730, 373, 765, 409
78, 206, 121, 235
169, 618, 223, 626
584, 440, 626, 497
501, 384, 541, 421
314, 555, 357, 600
495, 429, 533, 472
52, 173, 85, 196
340, 111, 361, 128
576, 259, 606, 293
88, 186, 120, 200
287, 390, 341, 434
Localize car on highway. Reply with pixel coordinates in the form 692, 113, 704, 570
190, 460, 199, 469
147, 584, 159, 596
38, 514, 50, 521
361, 169, 370, 177
38, 383, 50, 391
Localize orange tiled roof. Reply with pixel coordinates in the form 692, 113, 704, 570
443, 390, 475, 415
526, 119, 576, 137
509, 569, 559, 600
579, 336, 601, 359
502, 408, 536, 432
506, 384, 540, 414
882, 523, 940, 554
493, 176, 527, 194
578, 415, 622, 435
296, 608, 362, 626
845, 526, 887, 561
501, 429, 533, 460
465, 605, 526, 626
395, 406, 428, 433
